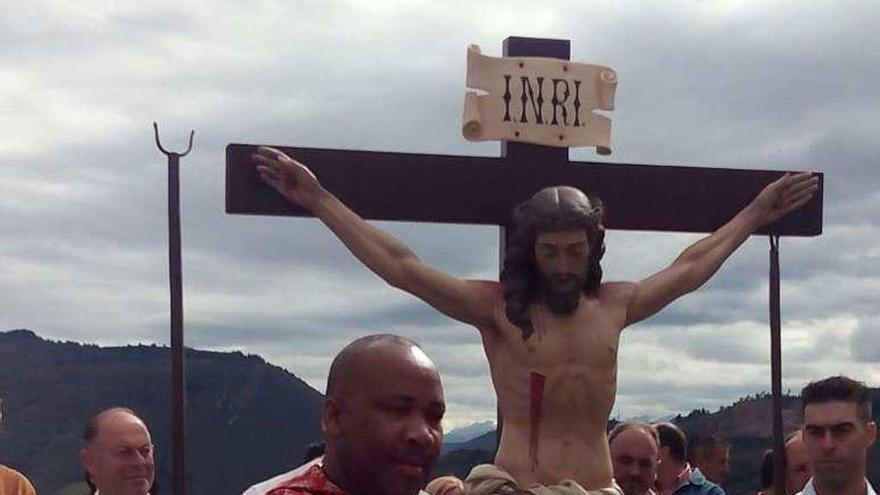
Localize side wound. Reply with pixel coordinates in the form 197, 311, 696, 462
529, 371, 546, 470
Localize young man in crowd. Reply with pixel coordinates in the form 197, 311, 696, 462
796, 376, 876, 495
687, 435, 729, 486
654, 423, 723, 495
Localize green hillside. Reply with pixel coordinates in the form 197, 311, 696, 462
0, 329, 323, 495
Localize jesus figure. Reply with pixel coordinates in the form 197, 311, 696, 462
253, 146, 817, 495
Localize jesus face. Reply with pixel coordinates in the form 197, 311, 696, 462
533, 229, 590, 314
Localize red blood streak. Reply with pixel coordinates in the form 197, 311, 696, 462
529, 372, 546, 469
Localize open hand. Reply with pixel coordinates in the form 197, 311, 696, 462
252, 146, 323, 208
749, 172, 819, 227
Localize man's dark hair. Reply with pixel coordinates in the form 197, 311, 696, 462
654, 422, 688, 463
688, 434, 729, 463
608, 421, 659, 448
501, 185, 606, 339
326, 334, 421, 398
801, 375, 873, 422
759, 449, 775, 490
302, 441, 325, 463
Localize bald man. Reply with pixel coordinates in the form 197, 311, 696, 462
608, 422, 659, 495
243, 334, 446, 495
785, 431, 811, 495
80, 407, 155, 495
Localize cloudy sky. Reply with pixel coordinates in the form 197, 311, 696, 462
3, 0, 879, 430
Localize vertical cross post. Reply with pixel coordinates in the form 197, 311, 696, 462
495, 35, 572, 450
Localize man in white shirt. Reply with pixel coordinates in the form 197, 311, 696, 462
608, 422, 658, 495
796, 376, 877, 495
785, 431, 812, 495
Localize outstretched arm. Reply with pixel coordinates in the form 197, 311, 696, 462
624, 172, 819, 327
253, 146, 497, 328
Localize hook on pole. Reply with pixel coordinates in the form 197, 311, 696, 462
153, 122, 195, 157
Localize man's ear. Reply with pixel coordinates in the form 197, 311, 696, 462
865, 421, 876, 448
80, 447, 95, 478
322, 398, 343, 437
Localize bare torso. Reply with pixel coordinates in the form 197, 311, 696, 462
256, 143, 815, 492
477, 282, 631, 489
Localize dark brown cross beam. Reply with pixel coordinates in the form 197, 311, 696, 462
225, 37, 822, 495
226, 142, 822, 235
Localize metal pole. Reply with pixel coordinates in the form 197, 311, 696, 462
770, 235, 786, 495
496, 226, 506, 452
154, 123, 194, 495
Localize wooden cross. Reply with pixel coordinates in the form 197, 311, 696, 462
226, 37, 822, 495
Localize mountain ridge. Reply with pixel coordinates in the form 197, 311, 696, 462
433, 391, 880, 495
0, 329, 324, 495
444, 421, 496, 443
3, 329, 878, 495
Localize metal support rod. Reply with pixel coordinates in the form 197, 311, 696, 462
770, 235, 786, 495
153, 122, 194, 495
496, 226, 506, 453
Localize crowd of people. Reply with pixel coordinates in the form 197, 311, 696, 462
5, 337, 871, 495
238, 341, 871, 495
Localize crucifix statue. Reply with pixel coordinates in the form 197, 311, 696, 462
227, 37, 822, 495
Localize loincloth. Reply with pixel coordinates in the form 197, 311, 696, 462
464, 464, 622, 495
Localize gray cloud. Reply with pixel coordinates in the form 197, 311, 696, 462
3, 1, 879, 427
